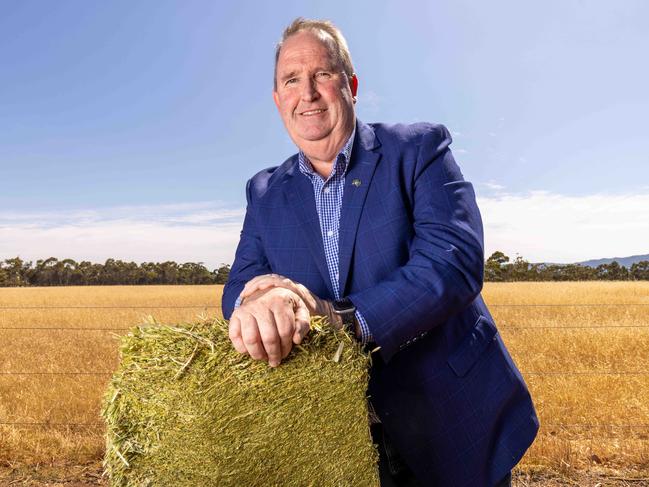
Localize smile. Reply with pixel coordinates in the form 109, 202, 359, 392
300, 109, 327, 116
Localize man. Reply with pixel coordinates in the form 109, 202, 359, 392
222, 18, 538, 487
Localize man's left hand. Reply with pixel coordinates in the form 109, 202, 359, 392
240, 274, 343, 330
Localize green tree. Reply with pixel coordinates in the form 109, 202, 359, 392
509, 255, 532, 281
159, 261, 180, 284
630, 261, 649, 280
140, 262, 161, 284
214, 264, 231, 284
485, 251, 510, 281
596, 261, 629, 281
2, 257, 30, 286
179, 262, 213, 284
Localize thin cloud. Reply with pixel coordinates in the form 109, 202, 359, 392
478, 191, 649, 263
357, 90, 381, 115
0, 202, 244, 227
0, 202, 245, 268
2, 193, 647, 269
480, 180, 506, 192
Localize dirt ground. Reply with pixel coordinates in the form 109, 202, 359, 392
1, 464, 649, 486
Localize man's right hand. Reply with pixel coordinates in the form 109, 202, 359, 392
228, 287, 311, 368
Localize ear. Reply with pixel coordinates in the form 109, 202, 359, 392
272, 90, 280, 110
349, 74, 358, 98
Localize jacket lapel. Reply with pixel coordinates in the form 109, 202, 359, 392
338, 121, 381, 295
282, 158, 336, 298
281, 120, 381, 300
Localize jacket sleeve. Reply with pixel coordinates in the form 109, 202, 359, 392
221, 179, 273, 320
348, 125, 485, 362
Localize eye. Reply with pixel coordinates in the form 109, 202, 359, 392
316, 71, 332, 80
284, 78, 298, 86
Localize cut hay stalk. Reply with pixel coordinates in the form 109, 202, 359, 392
112, 445, 130, 468
174, 343, 199, 380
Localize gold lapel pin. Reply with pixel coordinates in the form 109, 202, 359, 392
352, 178, 361, 187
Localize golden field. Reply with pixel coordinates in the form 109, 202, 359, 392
1, 282, 648, 485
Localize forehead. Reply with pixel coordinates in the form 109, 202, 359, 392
277, 31, 337, 70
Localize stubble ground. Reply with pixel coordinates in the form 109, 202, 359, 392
1, 282, 648, 485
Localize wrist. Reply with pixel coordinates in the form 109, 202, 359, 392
325, 301, 343, 329
331, 297, 357, 335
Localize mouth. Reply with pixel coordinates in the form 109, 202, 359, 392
299, 108, 327, 116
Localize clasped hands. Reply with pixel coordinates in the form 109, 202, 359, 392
228, 274, 343, 367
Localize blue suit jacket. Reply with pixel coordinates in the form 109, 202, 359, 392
223, 120, 539, 486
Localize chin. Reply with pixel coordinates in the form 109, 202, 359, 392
295, 127, 331, 142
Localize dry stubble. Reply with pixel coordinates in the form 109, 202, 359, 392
1, 282, 648, 484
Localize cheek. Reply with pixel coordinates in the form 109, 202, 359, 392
283, 95, 299, 116
327, 90, 347, 109
277, 102, 293, 120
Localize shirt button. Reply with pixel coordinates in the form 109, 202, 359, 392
323, 187, 330, 194
327, 230, 334, 237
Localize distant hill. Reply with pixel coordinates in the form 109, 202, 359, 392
576, 254, 649, 268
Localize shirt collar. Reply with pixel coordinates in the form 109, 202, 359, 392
298, 127, 356, 181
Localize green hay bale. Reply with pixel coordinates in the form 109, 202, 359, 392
102, 317, 379, 486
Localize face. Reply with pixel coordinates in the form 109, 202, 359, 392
273, 31, 357, 157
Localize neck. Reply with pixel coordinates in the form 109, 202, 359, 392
308, 159, 334, 179
299, 122, 355, 179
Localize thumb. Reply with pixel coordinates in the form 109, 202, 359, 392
292, 299, 311, 345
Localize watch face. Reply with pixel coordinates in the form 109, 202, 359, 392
333, 298, 355, 314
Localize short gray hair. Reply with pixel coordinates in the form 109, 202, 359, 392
274, 18, 355, 89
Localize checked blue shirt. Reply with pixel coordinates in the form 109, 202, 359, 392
235, 129, 373, 344
296, 129, 373, 344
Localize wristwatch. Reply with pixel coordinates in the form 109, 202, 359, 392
332, 297, 357, 335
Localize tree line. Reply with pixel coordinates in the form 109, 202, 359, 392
0, 257, 230, 287
1, 253, 648, 287
484, 251, 649, 281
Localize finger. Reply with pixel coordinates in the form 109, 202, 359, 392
271, 304, 295, 360
242, 273, 283, 293
241, 275, 271, 297
292, 299, 311, 345
241, 280, 278, 298
251, 278, 315, 312
242, 274, 285, 298
240, 313, 268, 362
257, 312, 283, 368
228, 313, 247, 354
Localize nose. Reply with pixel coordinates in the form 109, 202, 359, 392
300, 77, 320, 102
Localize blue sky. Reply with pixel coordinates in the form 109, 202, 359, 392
1, 0, 648, 267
